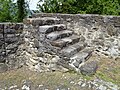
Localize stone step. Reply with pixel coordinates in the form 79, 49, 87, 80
25, 17, 61, 26
47, 30, 73, 41
39, 24, 66, 34
60, 42, 86, 58
50, 35, 80, 48
70, 48, 93, 68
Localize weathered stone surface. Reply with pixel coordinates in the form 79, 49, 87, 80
0, 40, 4, 47
70, 50, 93, 65
0, 63, 8, 73
6, 44, 18, 50
69, 48, 93, 70
62, 35, 80, 44
25, 17, 61, 26
80, 61, 98, 75
39, 24, 66, 34
0, 57, 6, 63
47, 30, 73, 40
34, 39, 39, 48
73, 61, 80, 68
5, 37, 18, 44
60, 42, 85, 58
0, 24, 4, 29
106, 24, 118, 36
5, 34, 15, 38
50, 35, 80, 48
4, 29, 16, 34
0, 34, 3, 39
0, 24, 4, 33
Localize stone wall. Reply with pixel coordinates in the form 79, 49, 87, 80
0, 13, 120, 73
0, 23, 24, 72
33, 13, 120, 59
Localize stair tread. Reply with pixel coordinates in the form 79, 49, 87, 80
69, 48, 93, 68
25, 17, 61, 26
47, 30, 73, 41
70, 48, 93, 61
39, 24, 66, 34
50, 35, 80, 48
60, 42, 86, 58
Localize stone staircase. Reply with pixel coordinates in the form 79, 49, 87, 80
25, 17, 93, 72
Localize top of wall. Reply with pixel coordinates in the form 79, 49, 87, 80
32, 13, 120, 27
32, 13, 120, 18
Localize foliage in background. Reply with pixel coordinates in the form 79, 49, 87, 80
0, 0, 119, 22
17, 0, 28, 22
0, 0, 18, 22
37, 0, 120, 15
37, 0, 78, 14
0, 0, 28, 22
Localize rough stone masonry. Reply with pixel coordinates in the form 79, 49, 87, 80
0, 13, 120, 75
0, 23, 24, 72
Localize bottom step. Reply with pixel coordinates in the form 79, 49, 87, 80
69, 48, 93, 68
60, 42, 86, 58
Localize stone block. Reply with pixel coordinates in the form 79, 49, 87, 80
73, 61, 80, 68
6, 47, 17, 54
0, 24, 4, 33
80, 61, 98, 75
60, 42, 85, 58
0, 39, 4, 47
5, 34, 15, 38
0, 55, 6, 63
50, 35, 80, 48
25, 17, 61, 26
14, 24, 24, 30
47, 30, 73, 40
0, 34, 3, 39
6, 44, 18, 50
4, 29, 16, 34
70, 49, 93, 64
34, 39, 39, 48
39, 24, 66, 34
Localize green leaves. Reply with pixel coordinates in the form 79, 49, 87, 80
37, 0, 120, 15
0, 0, 28, 22
37, 0, 77, 13
17, 0, 27, 22
0, 0, 17, 22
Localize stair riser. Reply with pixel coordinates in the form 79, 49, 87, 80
39, 24, 66, 34
50, 37, 80, 48
50, 41, 67, 48
47, 31, 73, 41
61, 46, 84, 58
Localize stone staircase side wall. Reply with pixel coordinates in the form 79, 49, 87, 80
23, 22, 64, 72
